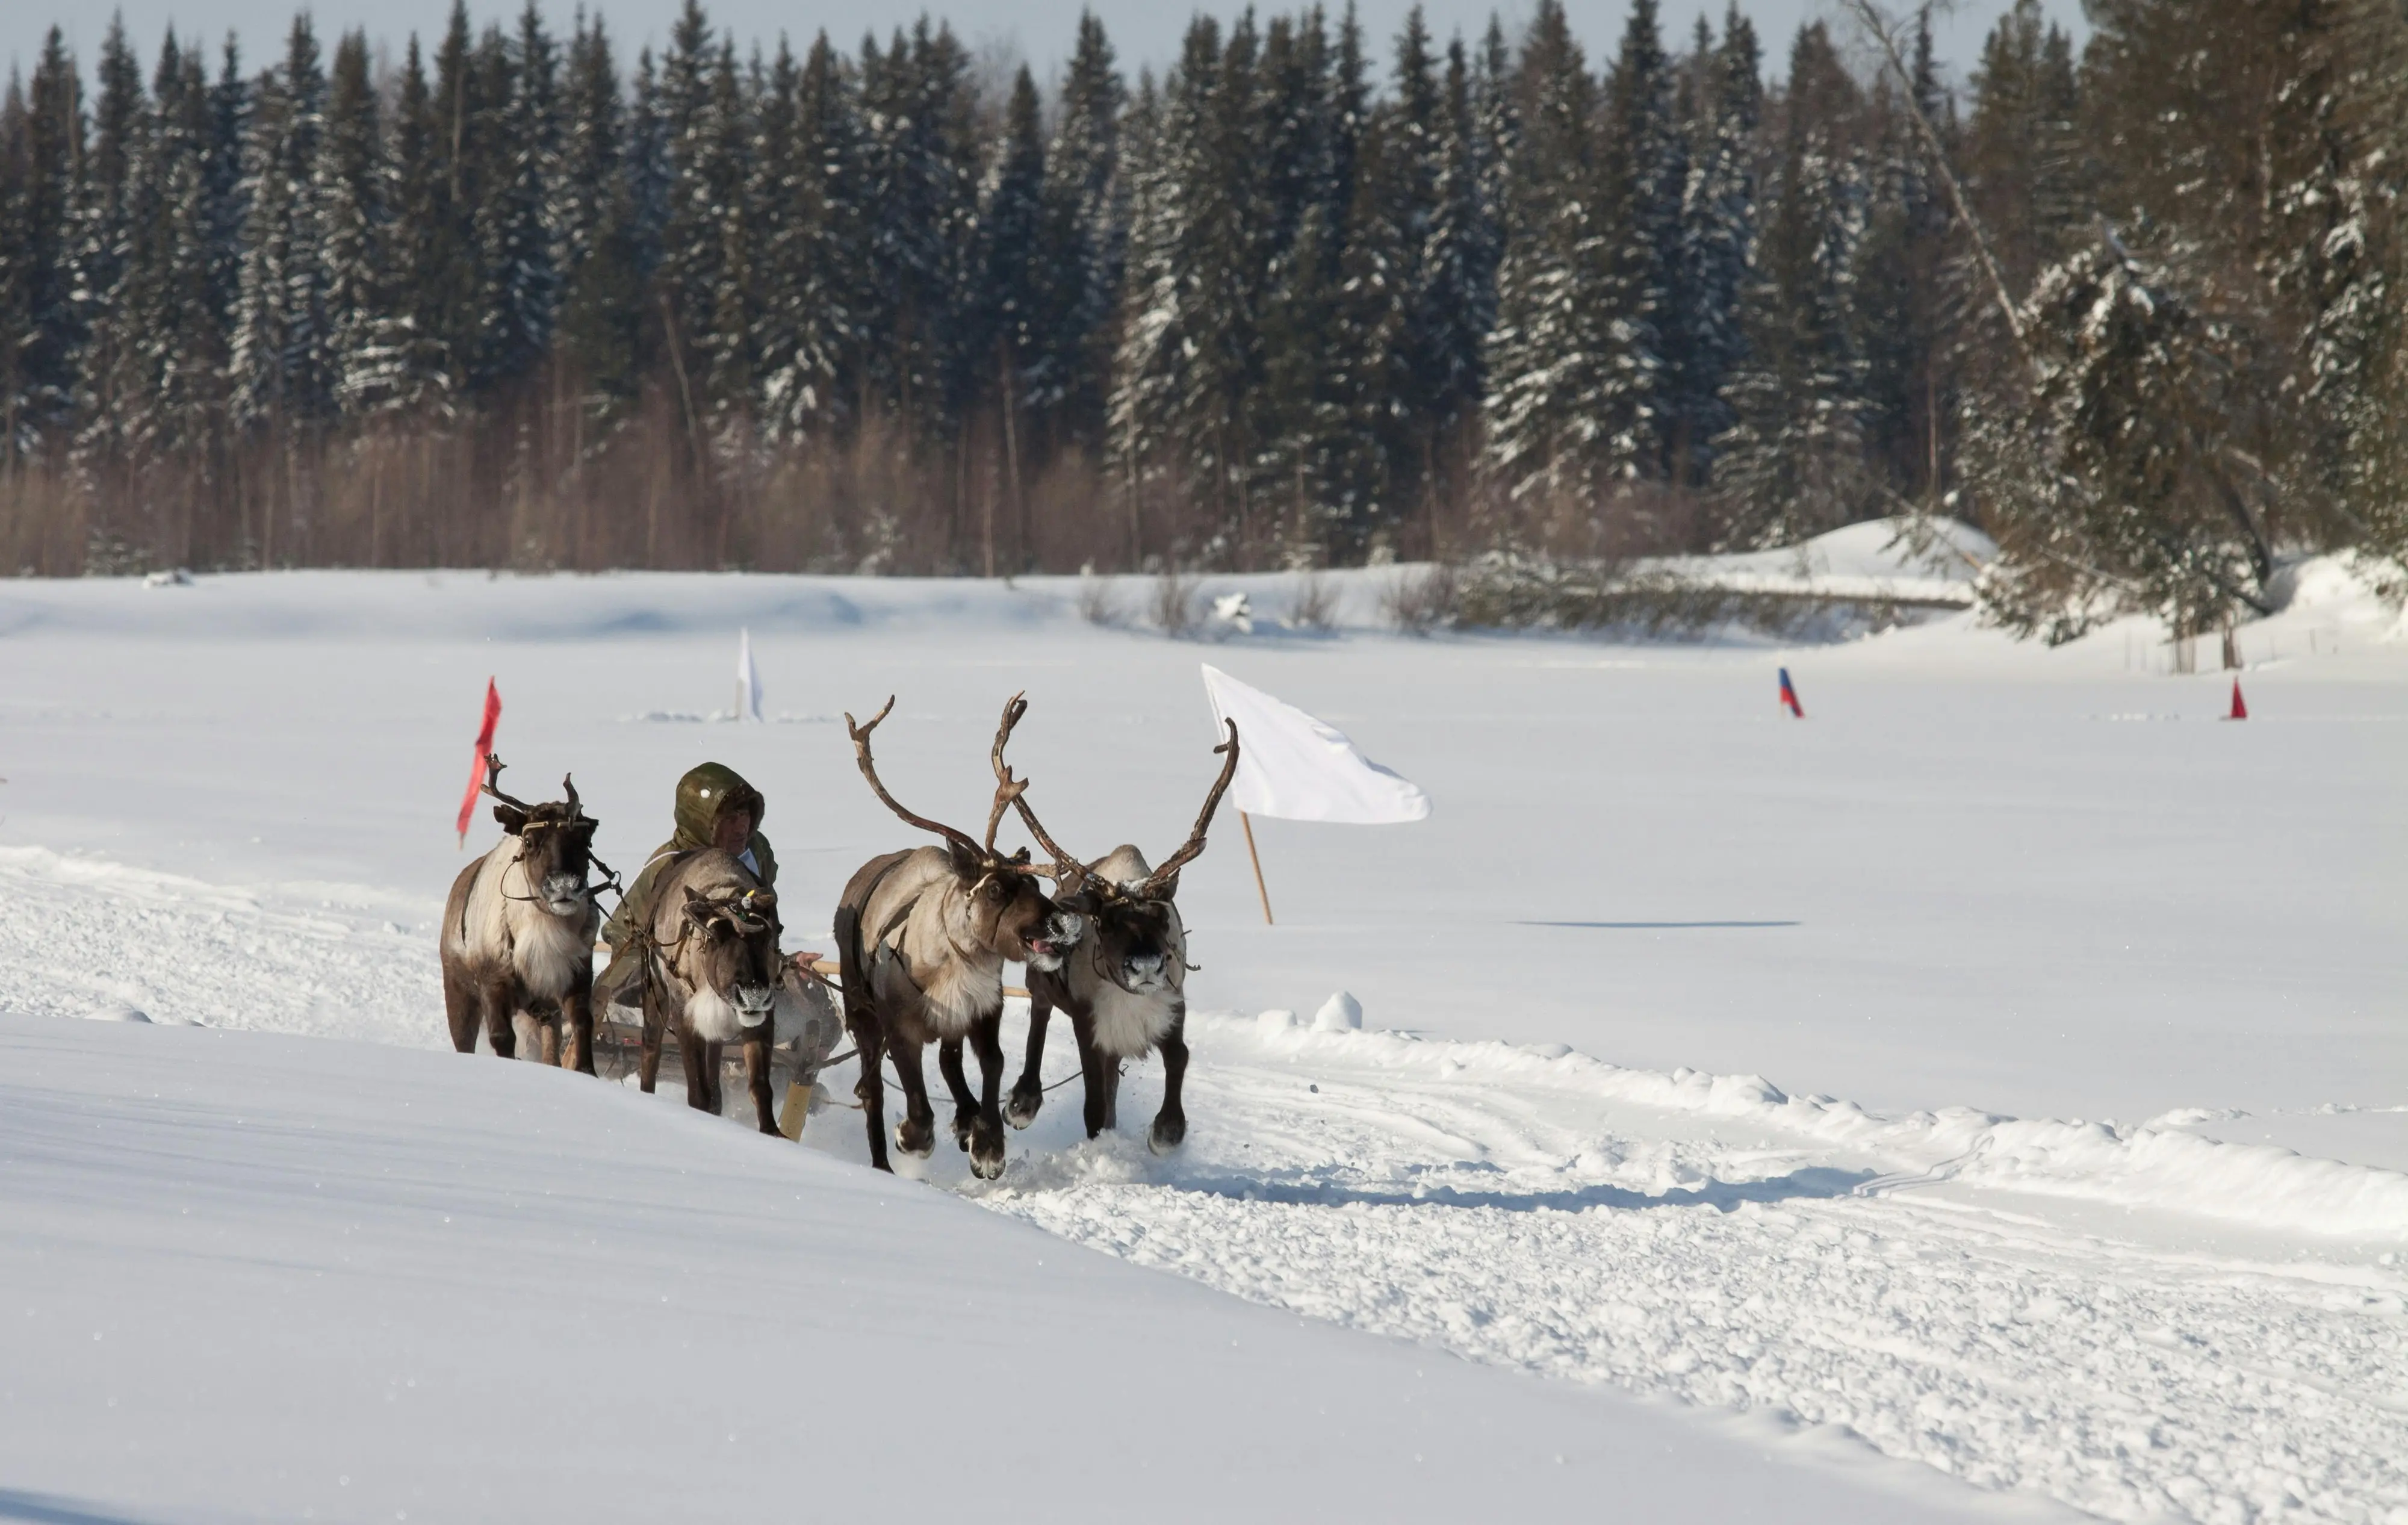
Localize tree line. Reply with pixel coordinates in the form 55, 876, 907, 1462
4, 0, 2407, 639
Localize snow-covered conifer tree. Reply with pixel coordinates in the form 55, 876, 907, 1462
553, 14, 640, 406
1, 30, 87, 458
1598, 0, 1683, 481
1668, 7, 1756, 488
1038, 11, 1125, 453
751, 33, 856, 441
315, 31, 399, 421
72, 17, 146, 470
229, 14, 333, 432
474, 1, 562, 391
1480, 0, 1618, 511
975, 66, 1049, 514
1710, 22, 1872, 548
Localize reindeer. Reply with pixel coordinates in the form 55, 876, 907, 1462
441, 756, 607, 1071
1004, 721, 1238, 1154
629, 851, 786, 1134
834, 694, 1067, 1178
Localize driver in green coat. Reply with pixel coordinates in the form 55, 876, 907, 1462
597, 762, 790, 1009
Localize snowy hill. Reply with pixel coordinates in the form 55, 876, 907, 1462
0, 561, 2401, 1523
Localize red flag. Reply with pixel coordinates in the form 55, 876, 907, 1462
1778, 666, 1805, 718
456, 679, 502, 845
2226, 677, 2248, 721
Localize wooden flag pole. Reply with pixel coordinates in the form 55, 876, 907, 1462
1240, 810, 1273, 925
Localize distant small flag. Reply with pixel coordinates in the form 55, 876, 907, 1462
1778, 667, 1805, 718
737, 627, 763, 722
2226, 677, 2248, 721
455, 677, 502, 845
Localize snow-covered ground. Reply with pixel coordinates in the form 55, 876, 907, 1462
1, 535, 2401, 1522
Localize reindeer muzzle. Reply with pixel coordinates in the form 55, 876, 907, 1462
733, 983, 777, 1028
541, 873, 590, 913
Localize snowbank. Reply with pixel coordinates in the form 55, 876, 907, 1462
0, 1014, 2019, 1525
1199, 1015, 2408, 1243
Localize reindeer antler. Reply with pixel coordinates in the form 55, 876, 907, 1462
561, 774, 585, 818
480, 753, 535, 812
1007, 751, 1093, 891
985, 692, 1033, 853
845, 696, 988, 860
1138, 720, 1240, 896
1011, 794, 1089, 894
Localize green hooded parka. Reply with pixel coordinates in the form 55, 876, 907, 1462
597, 762, 778, 1004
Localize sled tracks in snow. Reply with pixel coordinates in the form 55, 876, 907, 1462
965, 1017, 2408, 1525
1, 851, 2400, 1523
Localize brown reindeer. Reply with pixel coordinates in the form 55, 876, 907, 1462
630, 850, 786, 1134
1005, 721, 1238, 1153
440, 756, 606, 1071
834, 694, 1066, 1177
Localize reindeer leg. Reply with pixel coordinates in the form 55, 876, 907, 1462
481, 978, 518, 1059
562, 987, 595, 1076
442, 963, 481, 1054
967, 1011, 1008, 1180
745, 1033, 777, 1135
638, 999, 665, 1094
1071, 1010, 1109, 1139
1005, 989, 1051, 1129
703, 1040, 726, 1114
850, 1010, 892, 1172
887, 1036, 937, 1159
678, 1026, 712, 1111
1149, 1007, 1189, 1154
938, 1038, 978, 1151
537, 1013, 561, 1068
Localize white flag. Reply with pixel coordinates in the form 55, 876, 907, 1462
1200, 663, 1429, 824
736, 628, 763, 722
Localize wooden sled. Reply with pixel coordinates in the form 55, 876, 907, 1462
592, 964, 845, 1140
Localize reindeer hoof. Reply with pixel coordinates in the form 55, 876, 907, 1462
1004, 1082, 1043, 1129
969, 1117, 1007, 1179
895, 1118, 936, 1158
1147, 1114, 1187, 1155
952, 1110, 978, 1151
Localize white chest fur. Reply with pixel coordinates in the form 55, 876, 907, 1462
1077, 967, 1178, 1058
510, 903, 591, 1001
683, 986, 749, 1043
874, 943, 999, 1038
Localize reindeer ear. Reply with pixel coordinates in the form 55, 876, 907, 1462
492, 803, 530, 835
1151, 868, 1182, 902
945, 838, 982, 878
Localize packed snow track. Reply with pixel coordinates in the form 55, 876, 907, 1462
2, 845, 2399, 1524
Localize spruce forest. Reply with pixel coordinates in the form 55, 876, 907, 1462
5, 0, 2408, 639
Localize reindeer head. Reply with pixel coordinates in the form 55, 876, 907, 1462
679, 884, 783, 1030
1018, 720, 1239, 996
483, 755, 601, 919
845, 692, 1067, 971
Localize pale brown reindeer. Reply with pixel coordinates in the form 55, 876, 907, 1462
441, 756, 606, 1070
1006, 721, 1238, 1153
630, 851, 786, 1134
833, 694, 1067, 1177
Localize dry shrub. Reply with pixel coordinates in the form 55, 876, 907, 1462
1076, 574, 1120, 626
1152, 570, 1200, 635
1288, 571, 1338, 630
1380, 564, 1460, 635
